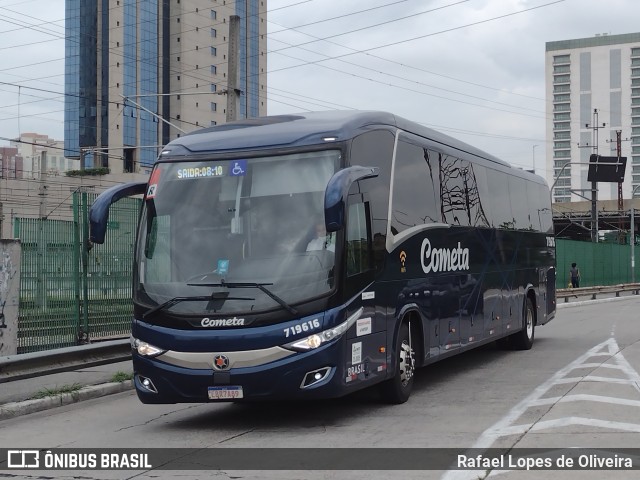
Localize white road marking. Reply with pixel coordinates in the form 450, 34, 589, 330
530, 394, 640, 408
441, 337, 640, 480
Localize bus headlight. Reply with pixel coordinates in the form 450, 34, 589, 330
130, 336, 166, 357
283, 308, 363, 352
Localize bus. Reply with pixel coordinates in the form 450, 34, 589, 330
90, 111, 556, 404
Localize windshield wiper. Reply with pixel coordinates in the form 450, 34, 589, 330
143, 293, 254, 321
186, 280, 298, 316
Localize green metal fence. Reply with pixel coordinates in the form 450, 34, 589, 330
14, 192, 140, 353
555, 239, 640, 290
13, 198, 640, 352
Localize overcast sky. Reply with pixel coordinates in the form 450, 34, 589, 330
1, 0, 640, 179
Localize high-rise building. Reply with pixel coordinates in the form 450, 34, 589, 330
64, 0, 267, 174
545, 32, 640, 203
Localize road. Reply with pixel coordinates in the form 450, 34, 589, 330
1, 297, 640, 479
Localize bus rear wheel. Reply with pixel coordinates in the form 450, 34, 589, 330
510, 297, 535, 350
380, 321, 415, 404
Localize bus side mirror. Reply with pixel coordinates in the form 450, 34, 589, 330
90, 181, 147, 244
324, 166, 378, 232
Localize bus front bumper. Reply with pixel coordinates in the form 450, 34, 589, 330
132, 340, 349, 404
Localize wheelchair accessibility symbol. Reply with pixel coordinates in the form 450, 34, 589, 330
230, 160, 247, 176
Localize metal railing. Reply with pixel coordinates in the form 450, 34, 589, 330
556, 283, 640, 302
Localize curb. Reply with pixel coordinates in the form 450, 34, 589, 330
557, 294, 640, 309
0, 380, 134, 421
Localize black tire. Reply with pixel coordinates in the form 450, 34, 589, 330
380, 321, 416, 404
510, 297, 535, 350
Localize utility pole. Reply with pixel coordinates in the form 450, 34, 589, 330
585, 109, 606, 243
227, 15, 241, 122
38, 150, 47, 219
616, 130, 624, 243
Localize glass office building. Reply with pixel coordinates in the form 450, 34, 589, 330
64, 0, 267, 173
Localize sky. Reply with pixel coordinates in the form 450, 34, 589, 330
1, 0, 640, 180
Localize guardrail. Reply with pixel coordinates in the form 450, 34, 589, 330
556, 283, 640, 303
0, 338, 131, 383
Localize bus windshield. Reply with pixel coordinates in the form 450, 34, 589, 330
134, 150, 341, 317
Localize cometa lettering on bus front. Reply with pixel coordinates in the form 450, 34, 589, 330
421, 238, 470, 274
201, 317, 245, 327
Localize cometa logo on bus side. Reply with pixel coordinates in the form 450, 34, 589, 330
421, 238, 470, 274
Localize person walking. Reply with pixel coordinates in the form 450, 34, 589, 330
569, 262, 581, 288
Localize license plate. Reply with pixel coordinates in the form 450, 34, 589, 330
208, 386, 243, 400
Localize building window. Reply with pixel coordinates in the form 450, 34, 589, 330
211, 46, 217, 56
211, 102, 217, 112
211, 65, 217, 75
211, 10, 217, 20
211, 28, 216, 37
211, 83, 217, 92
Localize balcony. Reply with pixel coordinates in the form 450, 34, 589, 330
553, 75, 570, 84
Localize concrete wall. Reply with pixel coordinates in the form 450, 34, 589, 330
0, 240, 21, 355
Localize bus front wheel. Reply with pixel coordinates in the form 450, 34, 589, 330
510, 297, 535, 350
380, 321, 415, 404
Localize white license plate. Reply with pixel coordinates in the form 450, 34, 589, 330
208, 386, 243, 400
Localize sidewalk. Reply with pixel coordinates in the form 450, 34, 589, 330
0, 361, 134, 421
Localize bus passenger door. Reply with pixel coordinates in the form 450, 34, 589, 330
343, 196, 388, 387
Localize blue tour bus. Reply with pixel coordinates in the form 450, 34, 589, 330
90, 111, 556, 404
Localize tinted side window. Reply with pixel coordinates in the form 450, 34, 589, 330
346, 201, 372, 276
486, 169, 514, 229
390, 136, 441, 235
538, 183, 553, 233
509, 176, 531, 230
350, 130, 394, 268
440, 154, 490, 227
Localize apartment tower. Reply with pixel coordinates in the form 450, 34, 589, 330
545, 32, 640, 203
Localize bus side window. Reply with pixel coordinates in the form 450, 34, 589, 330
346, 201, 372, 276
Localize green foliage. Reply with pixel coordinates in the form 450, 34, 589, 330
65, 167, 110, 177
31, 383, 83, 399
111, 371, 134, 383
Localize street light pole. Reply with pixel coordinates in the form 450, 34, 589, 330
532, 145, 538, 172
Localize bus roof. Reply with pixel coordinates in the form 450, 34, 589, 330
163, 110, 512, 169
